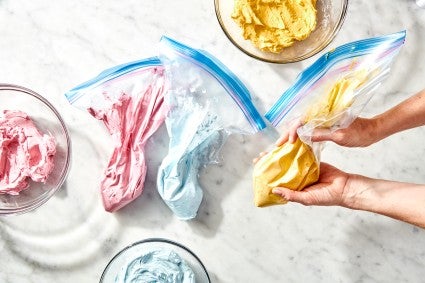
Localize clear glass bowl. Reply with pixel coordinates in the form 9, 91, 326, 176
100, 238, 211, 283
215, 0, 348, 63
0, 84, 71, 215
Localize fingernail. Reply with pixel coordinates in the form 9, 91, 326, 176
272, 188, 282, 195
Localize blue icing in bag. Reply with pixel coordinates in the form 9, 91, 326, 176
157, 37, 265, 220
157, 102, 225, 219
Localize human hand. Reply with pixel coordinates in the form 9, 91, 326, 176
275, 117, 378, 148
310, 117, 378, 147
253, 119, 302, 163
275, 119, 302, 146
252, 151, 267, 164
272, 163, 352, 206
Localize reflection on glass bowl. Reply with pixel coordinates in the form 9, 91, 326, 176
0, 84, 71, 215
215, 0, 348, 63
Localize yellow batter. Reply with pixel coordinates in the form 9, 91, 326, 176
253, 69, 369, 207
253, 137, 319, 207
303, 69, 368, 127
231, 0, 317, 53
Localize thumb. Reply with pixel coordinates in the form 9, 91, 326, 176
272, 188, 312, 206
311, 128, 333, 142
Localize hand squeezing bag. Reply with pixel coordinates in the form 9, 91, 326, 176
65, 57, 167, 212
158, 37, 266, 220
254, 31, 406, 207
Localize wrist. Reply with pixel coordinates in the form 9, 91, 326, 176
366, 116, 383, 145
341, 173, 377, 210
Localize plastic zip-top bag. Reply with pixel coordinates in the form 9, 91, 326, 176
158, 37, 266, 220
253, 31, 406, 207
65, 57, 168, 212
266, 31, 407, 135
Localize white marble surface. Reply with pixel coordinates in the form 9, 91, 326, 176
1, 0, 425, 282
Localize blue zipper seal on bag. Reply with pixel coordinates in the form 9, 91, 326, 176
160, 36, 267, 132
65, 57, 162, 104
265, 31, 406, 127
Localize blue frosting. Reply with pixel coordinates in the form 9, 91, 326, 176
156, 37, 266, 220
157, 102, 225, 220
116, 249, 195, 283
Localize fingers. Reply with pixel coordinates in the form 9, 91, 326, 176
275, 132, 289, 146
288, 119, 302, 143
272, 183, 331, 206
272, 188, 314, 206
252, 151, 268, 164
275, 120, 301, 146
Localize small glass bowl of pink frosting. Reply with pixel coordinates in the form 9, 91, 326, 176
0, 84, 71, 215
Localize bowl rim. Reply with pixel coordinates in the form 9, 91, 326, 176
0, 83, 71, 215
214, 0, 349, 64
100, 237, 211, 283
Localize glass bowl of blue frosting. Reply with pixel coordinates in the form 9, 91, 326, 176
100, 238, 211, 283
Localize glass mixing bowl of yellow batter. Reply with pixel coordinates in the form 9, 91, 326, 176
215, 0, 348, 63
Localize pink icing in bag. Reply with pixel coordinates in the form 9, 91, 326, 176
65, 57, 167, 212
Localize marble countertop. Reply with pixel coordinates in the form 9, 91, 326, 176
1, 0, 425, 282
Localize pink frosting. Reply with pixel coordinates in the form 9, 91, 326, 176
88, 69, 167, 212
0, 110, 56, 195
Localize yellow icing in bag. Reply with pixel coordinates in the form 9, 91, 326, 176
253, 137, 319, 207
303, 69, 369, 127
253, 70, 368, 207
231, 0, 317, 53
255, 32, 406, 207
